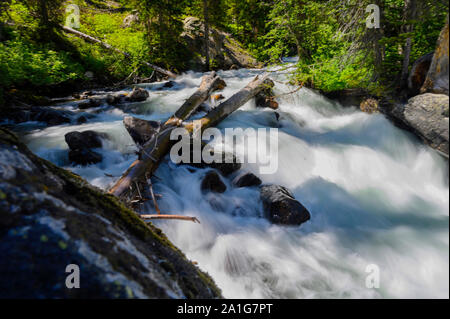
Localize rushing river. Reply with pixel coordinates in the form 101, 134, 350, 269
20, 61, 449, 298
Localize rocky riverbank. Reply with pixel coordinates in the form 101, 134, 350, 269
0, 128, 222, 298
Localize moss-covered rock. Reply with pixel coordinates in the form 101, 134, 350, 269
0, 128, 222, 298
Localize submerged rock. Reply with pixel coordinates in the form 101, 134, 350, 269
201, 170, 227, 193
233, 172, 262, 188
126, 87, 149, 102
0, 128, 222, 298
260, 184, 311, 226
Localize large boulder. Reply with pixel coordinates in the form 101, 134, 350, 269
123, 116, 161, 146
421, 16, 449, 95
387, 93, 449, 155
0, 128, 222, 298
181, 17, 262, 71
65, 131, 108, 165
260, 185, 311, 226
408, 52, 434, 97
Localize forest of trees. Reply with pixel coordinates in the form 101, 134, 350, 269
0, 0, 448, 107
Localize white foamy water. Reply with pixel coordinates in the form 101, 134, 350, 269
21, 64, 449, 299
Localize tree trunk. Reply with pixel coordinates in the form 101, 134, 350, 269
109, 74, 273, 199
60, 25, 177, 79
109, 71, 228, 198
203, 0, 211, 71
400, 0, 419, 87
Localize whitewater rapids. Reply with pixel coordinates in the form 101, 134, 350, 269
21, 62, 449, 298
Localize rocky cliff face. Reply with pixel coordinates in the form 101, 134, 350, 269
182, 17, 263, 71
421, 15, 449, 95
380, 94, 449, 156
0, 128, 221, 298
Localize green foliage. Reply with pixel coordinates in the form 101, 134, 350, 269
0, 33, 84, 87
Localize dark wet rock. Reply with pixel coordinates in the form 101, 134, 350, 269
68, 148, 102, 165
177, 139, 242, 176
65, 131, 108, 165
360, 98, 380, 114
233, 172, 262, 188
163, 81, 175, 88
76, 115, 88, 124
106, 93, 124, 105
7, 107, 74, 126
78, 98, 102, 109
201, 170, 227, 193
0, 128, 222, 298
260, 184, 311, 226
408, 52, 434, 97
382, 93, 449, 156
123, 116, 161, 146
65, 131, 107, 150
126, 87, 149, 102
255, 88, 279, 109
421, 16, 449, 95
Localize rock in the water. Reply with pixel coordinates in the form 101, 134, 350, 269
78, 98, 102, 109
408, 52, 434, 97
68, 148, 102, 165
65, 131, 108, 165
360, 98, 379, 114
0, 128, 222, 298
260, 184, 311, 226
123, 116, 161, 146
65, 131, 106, 150
126, 87, 149, 102
421, 16, 449, 95
106, 93, 124, 105
178, 140, 242, 176
255, 88, 279, 109
233, 172, 262, 188
387, 93, 449, 155
201, 170, 227, 193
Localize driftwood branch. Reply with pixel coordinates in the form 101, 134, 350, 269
60, 25, 177, 79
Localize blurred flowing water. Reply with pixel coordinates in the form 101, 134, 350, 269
21, 62, 449, 298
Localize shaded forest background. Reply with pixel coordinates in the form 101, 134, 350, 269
0, 0, 448, 108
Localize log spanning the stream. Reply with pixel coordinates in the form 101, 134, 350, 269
110, 71, 226, 198
109, 73, 274, 201
60, 25, 177, 79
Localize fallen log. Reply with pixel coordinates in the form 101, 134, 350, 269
109, 74, 273, 200
110, 71, 227, 198
60, 25, 177, 79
